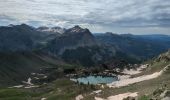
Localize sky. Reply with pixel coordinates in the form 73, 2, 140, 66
0, 0, 170, 34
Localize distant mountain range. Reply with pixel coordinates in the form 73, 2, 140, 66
0, 24, 170, 67
0, 24, 170, 86
95, 33, 170, 61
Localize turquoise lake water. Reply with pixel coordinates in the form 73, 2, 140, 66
71, 76, 117, 84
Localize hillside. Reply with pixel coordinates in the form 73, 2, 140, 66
95, 33, 170, 61
81, 50, 170, 100
0, 52, 70, 87
0, 24, 50, 52
0, 49, 169, 100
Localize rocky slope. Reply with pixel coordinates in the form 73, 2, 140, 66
45, 25, 98, 55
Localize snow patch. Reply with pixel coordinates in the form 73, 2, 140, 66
91, 90, 102, 95
9, 85, 24, 88
123, 64, 148, 75
24, 85, 39, 88
22, 77, 33, 85
162, 97, 170, 100
160, 90, 168, 98
41, 98, 47, 100
76, 95, 84, 100
108, 65, 168, 88
95, 92, 138, 100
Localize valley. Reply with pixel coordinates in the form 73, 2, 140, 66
1, 50, 170, 100
1, 0, 170, 100
0, 24, 170, 100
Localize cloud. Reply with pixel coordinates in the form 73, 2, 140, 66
0, 0, 170, 34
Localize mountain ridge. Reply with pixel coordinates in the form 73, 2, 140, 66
0, 24, 170, 66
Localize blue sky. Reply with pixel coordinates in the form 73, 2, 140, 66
0, 0, 170, 34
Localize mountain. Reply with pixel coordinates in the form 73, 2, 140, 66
0, 24, 66, 52
0, 24, 170, 67
0, 52, 69, 86
94, 33, 170, 61
45, 25, 98, 55
37, 26, 66, 35
44, 26, 139, 66
1, 24, 170, 100
0, 24, 117, 66
44, 25, 111, 66
0, 24, 49, 52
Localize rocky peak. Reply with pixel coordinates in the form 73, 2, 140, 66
37, 26, 49, 30
16, 24, 34, 30
0, 24, 47, 52
37, 26, 65, 34
156, 50, 170, 62
0, 24, 33, 30
65, 25, 91, 35
7, 24, 15, 27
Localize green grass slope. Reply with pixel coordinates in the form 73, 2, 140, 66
0, 52, 68, 87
